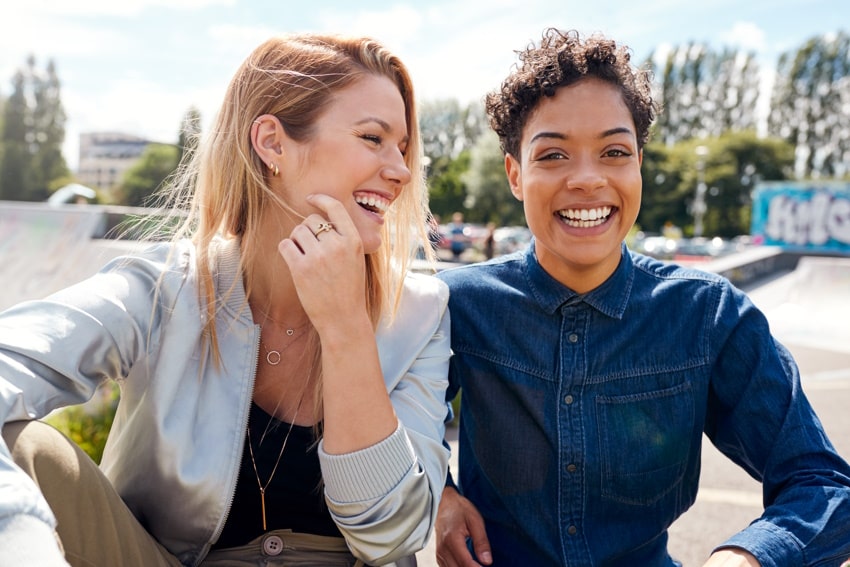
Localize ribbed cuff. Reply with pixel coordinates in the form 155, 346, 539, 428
319, 423, 416, 503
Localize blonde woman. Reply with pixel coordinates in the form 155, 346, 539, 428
0, 33, 449, 567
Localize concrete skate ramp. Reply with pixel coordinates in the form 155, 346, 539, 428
747, 256, 850, 377
0, 202, 139, 312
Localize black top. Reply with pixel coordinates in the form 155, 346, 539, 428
213, 402, 340, 549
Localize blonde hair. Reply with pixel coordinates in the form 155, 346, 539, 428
161, 33, 432, 366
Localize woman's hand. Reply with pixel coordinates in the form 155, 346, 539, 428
279, 193, 395, 453
702, 549, 761, 566
278, 193, 369, 335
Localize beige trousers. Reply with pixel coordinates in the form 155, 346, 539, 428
3, 420, 182, 567
4, 420, 367, 567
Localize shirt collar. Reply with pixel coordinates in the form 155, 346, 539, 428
523, 240, 634, 320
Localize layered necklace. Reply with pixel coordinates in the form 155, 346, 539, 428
247, 305, 313, 530
257, 310, 311, 366
248, 322, 311, 531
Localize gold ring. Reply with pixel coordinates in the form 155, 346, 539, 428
314, 222, 334, 236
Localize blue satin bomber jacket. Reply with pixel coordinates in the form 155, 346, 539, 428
0, 237, 451, 567
437, 241, 850, 567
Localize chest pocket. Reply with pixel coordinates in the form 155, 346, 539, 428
596, 381, 694, 506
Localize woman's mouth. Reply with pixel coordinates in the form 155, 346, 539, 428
557, 206, 613, 228
354, 192, 391, 216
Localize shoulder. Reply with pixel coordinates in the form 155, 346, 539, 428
401, 271, 449, 311
627, 250, 743, 308
104, 239, 195, 278
630, 250, 727, 286
437, 253, 524, 292
85, 240, 200, 311
376, 272, 449, 346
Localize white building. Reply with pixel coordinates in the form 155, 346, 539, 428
76, 132, 152, 191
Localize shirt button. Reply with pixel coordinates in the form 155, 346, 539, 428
262, 534, 284, 556
566, 463, 577, 473
564, 395, 574, 405
568, 333, 579, 343
567, 525, 578, 535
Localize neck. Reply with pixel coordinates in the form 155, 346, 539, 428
242, 237, 307, 328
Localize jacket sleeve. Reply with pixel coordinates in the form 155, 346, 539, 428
705, 283, 850, 567
318, 274, 451, 565
0, 244, 185, 564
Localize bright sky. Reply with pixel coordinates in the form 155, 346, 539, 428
1, 0, 847, 170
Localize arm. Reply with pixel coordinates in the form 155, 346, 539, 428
280, 195, 451, 564
706, 285, 850, 566
0, 244, 181, 566
317, 297, 451, 564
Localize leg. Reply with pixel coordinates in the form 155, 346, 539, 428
3, 420, 182, 567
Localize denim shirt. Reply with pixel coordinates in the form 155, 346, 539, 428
437, 241, 850, 567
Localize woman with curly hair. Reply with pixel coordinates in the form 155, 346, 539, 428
435, 28, 850, 567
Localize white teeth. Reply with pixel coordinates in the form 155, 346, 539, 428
355, 194, 390, 213
557, 206, 612, 228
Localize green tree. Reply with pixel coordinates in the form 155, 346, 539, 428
419, 99, 486, 162
639, 141, 690, 233
461, 130, 524, 226
640, 132, 794, 237
420, 99, 487, 220
427, 151, 470, 221
648, 44, 760, 145
115, 143, 179, 207
31, 60, 69, 198
768, 31, 850, 179
0, 56, 69, 201
0, 70, 29, 201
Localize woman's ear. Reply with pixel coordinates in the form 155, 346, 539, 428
250, 114, 284, 171
505, 153, 524, 202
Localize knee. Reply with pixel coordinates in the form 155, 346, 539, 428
3, 420, 82, 476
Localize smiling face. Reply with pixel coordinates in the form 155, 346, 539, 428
506, 77, 643, 293
278, 74, 411, 254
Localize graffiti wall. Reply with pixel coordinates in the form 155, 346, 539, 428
750, 182, 850, 253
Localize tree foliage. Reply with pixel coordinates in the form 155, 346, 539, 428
420, 99, 489, 221
0, 55, 69, 201
640, 131, 794, 237
419, 99, 486, 163
647, 43, 760, 145
115, 143, 179, 207
461, 129, 524, 226
427, 151, 470, 222
768, 31, 850, 179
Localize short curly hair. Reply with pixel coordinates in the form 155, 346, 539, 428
486, 28, 657, 158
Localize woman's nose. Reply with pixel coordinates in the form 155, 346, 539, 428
382, 150, 412, 186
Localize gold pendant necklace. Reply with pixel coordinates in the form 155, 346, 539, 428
260, 325, 309, 366
246, 400, 302, 531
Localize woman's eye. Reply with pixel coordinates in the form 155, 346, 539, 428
605, 148, 632, 158
362, 134, 382, 145
538, 151, 566, 161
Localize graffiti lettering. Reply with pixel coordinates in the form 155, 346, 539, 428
764, 192, 850, 246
